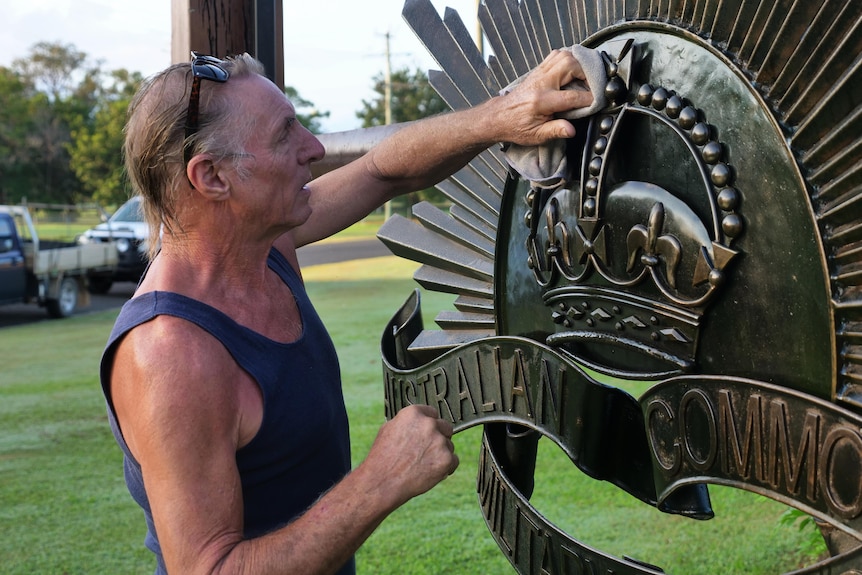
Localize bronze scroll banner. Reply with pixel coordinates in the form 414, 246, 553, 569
382, 326, 862, 573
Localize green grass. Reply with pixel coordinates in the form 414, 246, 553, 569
30, 221, 96, 242
27, 212, 382, 244
23, 205, 107, 242
323, 214, 386, 240
0, 312, 153, 574
0, 255, 823, 574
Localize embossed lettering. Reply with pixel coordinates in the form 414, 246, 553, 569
478, 444, 489, 505
385, 374, 417, 412
719, 391, 764, 480
479, 447, 509, 550
474, 348, 497, 412
509, 349, 535, 418
819, 426, 862, 520
680, 389, 717, 471
495, 480, 511, 555
521, 511, 540, 571
643, 383, 862, 524
414, 373, 430, 405
383, 372, 396, 418
539, 530, 553, 575
766, 402, 819, 500
560, 544, 586, 573
455, 356, 478, 420
504, 496, 519, 561
646, 398, 682, 474
429, 367, 454, 421
537, 359, 562, 434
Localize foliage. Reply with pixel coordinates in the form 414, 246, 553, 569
779, 508, 828, 560
356, 67, 449, 128
284, 86, 329, 135
356, 67, 452, 208
5, 42, 104, 205
0, 42, 327, 207
0, 67, 38, 204
0, 43, 94, 204
13, 41, 90, 102
67, 69, 143, 206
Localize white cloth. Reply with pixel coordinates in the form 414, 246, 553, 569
499, 45, 608, 189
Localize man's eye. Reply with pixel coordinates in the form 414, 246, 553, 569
280, 118, 296, 141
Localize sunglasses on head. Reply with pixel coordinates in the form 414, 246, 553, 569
184, 51, 230, 164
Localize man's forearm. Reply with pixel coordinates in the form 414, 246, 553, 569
199, 405, 456, 575
292, 100, 505, 247
294, 49, 592, 246
361, 97, 508, 197
209, 463, 395, 575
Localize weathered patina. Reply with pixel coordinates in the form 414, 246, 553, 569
377, 0, 862, 572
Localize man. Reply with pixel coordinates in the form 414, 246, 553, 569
100, 49, 593, 574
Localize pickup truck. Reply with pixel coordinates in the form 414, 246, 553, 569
77, 196, 149, 293
0, 205, 118, 318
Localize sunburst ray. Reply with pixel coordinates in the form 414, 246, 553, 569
384, 0, 862, 404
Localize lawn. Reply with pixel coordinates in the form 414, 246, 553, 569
0, 254, 823, 574
20, 204, 108, 243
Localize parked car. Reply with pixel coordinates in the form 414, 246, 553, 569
78, 196, 149, 293
0, 204, 117, 318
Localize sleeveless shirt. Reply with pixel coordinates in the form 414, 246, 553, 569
100, 249, 354, 574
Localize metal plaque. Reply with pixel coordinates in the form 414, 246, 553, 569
378, 0, 862, 571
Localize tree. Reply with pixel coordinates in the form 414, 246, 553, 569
0, 43, 326, 208
356, 67, 451, 210
356, 67, 448, 128
13, 41, 89, 103
0, 67, 38, 204
68, 69, 143, 206
284, 86, 329, 135
7, 42, 103, 204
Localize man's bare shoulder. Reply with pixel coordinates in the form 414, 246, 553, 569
119, 314, 229, 373
111, 316, 246, 451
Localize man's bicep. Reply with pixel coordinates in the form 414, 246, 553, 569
111, 325, 248, 571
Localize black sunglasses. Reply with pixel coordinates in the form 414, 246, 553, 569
184, 51, 230, 164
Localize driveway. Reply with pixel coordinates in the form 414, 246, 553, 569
0, 238, 391, 328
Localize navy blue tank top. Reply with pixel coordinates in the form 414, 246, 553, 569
100, 249, 354, 574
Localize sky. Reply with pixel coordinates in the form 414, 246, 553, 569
0, 0, 482, 133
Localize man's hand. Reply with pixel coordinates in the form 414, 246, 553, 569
493, 49, 596, 146
363, 404, 459, 508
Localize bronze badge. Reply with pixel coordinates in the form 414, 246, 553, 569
379, 0, 862, 571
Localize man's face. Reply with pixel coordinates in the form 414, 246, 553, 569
227, 75, 325, 232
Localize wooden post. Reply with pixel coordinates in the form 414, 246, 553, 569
171, 0, 284, 89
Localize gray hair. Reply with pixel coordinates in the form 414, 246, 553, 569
123, 53, 267, 259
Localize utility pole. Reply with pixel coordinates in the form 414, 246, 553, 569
384, 31, 393, 127
383, 31, 393, 220
476, 0, 484, 58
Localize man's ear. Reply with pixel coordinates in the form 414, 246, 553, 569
186, 154, 230, 200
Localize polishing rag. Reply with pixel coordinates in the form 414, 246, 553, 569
499, 45, 608, 189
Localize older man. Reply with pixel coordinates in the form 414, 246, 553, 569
100, 49, 592, 574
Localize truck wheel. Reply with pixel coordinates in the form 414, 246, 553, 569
47, 277, 79, 318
